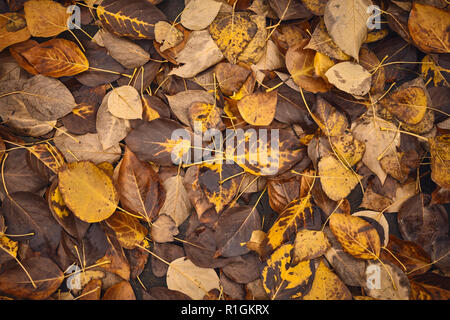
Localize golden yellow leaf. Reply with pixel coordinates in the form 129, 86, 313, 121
314, 52, 335, 81
209, 12, 257, 64
262, 194, 317, 257
329, 213, 381, 260
318, 155, 361, 201
379, 87, 428, 125
0, 13, 30, 52
303, 260, 352, 300
106, 211, 148, 249
261, 244, 315, 300
24, 0, 70, 37
58, 161, 119, 223
429, 135, 450, 189
237, 91, 277, 126
293, 230, 330, 263
408, 3, 450, 54
330, 132, 365, 167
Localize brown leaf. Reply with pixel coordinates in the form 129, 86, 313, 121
102, 280, 136, 300
0, 256, 64, 300
97, 0, 166, 40
19, 39, 88, 77
408, 3, 450, 54
117, 147, 165, 222
151, 214, 179, 243
0, 12, 30, 52
214, 206, 261, 258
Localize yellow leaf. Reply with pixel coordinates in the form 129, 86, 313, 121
303, 260, 352, 300
318, 155, 361, 201
430, 135, 450, 189
58, 161, 119, 223
24, 0, 69, 37
237, 91, 277, 126
329, 213, 381, 260
330, 132, 365, 167
261, 244, 315, 300
314, 52, 335, 81
262, 194, 317, 257
293, 230, 330, 263
209, 12, 258, 64
106, 211, 148, 249
379, 87, 428, 125
0, 13, 30, 52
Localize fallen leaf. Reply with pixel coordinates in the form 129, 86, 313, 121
214, 206, 260, 258
208, 12, 257, 64
107, 86, 143, 120
318, 155, 361, 201
166, 257, 220, 300
24, 0, 69, 37
125, 118, 192, 166
97, 0, 167, 40
18, 39, 89, 77
102, 280, 136, 300
154, 21, 185, 52
53, 132, 122, 164
379, 87, 428, 125
166, 90, 215, 126
158, 175, 192, 226
430, 135, 450, 189
353, 118, 400, 184
380, 235, 431, 277
106, 211, 148, 249
325, 62, 372, 96
293, 230, 330, 263
58, 161, 119, 223
96, 30, 150, 69
181, 0, 222, 31
303, 260, 352, 300
261, 244, 315, 300
237, 90, 277, 126
169, 30, 224, 78
0, 256, 64, 300
324, 0, 372, 60
329, 213, 381, 260
2, 192, 61, 256
117, 147, 164, 222
262, 194, 319, 257
20, 75, 76, 121
151, 214, 179, 243
408, 3, 450, 54
364, 261, 410, 300
0, 12, 30, 52
97, 91, 131, 150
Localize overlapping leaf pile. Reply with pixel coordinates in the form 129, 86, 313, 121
0, 0, 448, 300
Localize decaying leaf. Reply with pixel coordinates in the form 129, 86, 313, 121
169, 30, 224, 78
364, 261, 410, 300
166, 257, 220, 300
303, 260, 352, 300
261, 244, 315, 300
293, 230, 330, 263
262, 194, 319, 257
106, 211, 148, 249
151, 214, 179, 243
158, 175, 191, 226
24, 0, 69, 37
325, 62, 372, 96
353, 118, 401, 184
96, 0, 167, 40
181, 0, 222, 31
329, 213, 381, 260
430, 135, 450, 189
0, 13, 31, 52
408, 3, 450, 54
324, 0, 372, 61
107, 86, 143, 120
